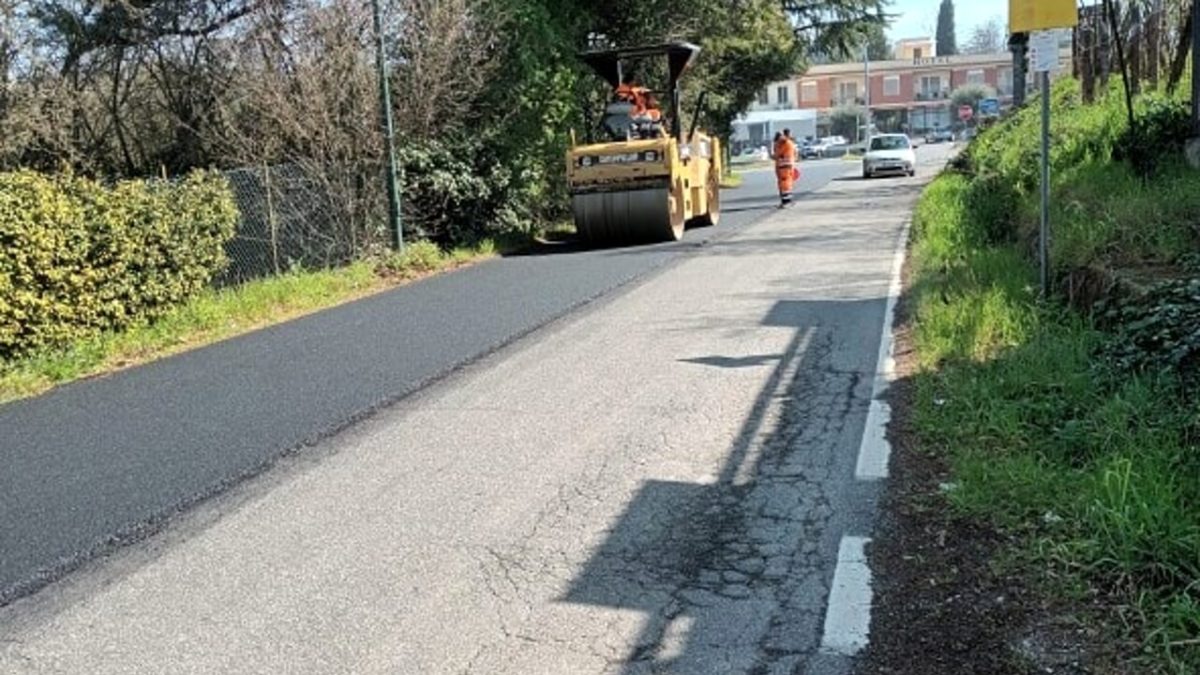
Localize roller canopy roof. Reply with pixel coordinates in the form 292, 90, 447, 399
579, 42, 701, 88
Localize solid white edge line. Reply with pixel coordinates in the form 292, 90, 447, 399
820, 535, 874, 656
854, 214, 911, 481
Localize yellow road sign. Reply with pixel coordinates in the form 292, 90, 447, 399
1010, 0, 1078, 33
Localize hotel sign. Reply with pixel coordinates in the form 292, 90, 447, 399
912, 56, 952, 66
1009, 0, 1078, 33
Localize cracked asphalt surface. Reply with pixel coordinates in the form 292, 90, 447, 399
0, 149, 948, 673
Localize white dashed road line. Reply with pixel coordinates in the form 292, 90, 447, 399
854, 213, 911, 481
820, 536, 874, 656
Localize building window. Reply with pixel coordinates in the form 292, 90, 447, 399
919, 75, 942, 96
801, 81, 818, 103
776, 85, 789, 104
757, 88, 769, 105
913, 47, 923, 60
967, 69, 985, 85
883, 76, 900, 97
837, 81, 858, 103
998, 68, 1013, 95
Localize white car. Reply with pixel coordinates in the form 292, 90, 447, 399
862, 134, 916, 179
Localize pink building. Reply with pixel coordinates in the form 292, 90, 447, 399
790, 48, 1070, 135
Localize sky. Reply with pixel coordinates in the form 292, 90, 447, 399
886, 0, 1008, 44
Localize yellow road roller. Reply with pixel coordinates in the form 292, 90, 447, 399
566, 42, 722, 244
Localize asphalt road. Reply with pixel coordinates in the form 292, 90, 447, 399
0, 160, 849, 606
0, 149, 953, 673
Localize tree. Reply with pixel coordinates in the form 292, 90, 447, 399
936, 0, 957, 56
781, 0, 891, 57
830, 104, 865, 139
864, 21, 894, 60
951, 82, 995, 111
963, 19, 1004, 55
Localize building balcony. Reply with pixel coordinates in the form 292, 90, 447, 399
750, 102, 796, 112
914, 90, 949, 101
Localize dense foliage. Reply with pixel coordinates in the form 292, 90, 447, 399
0, 170, 237, 357
1099, 266, 1200, 392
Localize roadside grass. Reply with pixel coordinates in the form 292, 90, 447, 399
1053, 158, 1200, 268
967, 80, 1200, 270
909, 173, 1200, 671
720, 172, 744, 189
0, 239, 499, 403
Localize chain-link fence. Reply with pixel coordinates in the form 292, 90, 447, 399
218, 161, 389, 285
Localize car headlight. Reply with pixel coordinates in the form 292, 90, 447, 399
579, 156, 593, 167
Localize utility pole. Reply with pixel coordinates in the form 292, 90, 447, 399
372, 0, 404, 251
1010, 32, 1029, 107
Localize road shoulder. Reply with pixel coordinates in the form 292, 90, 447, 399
858, 224, 1135, 675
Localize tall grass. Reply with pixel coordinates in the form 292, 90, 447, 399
962, 79, 1200, 271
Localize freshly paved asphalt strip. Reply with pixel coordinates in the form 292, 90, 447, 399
0, 162, 846, 606
0, 148, 949, 673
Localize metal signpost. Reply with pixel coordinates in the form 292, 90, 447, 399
372, 0, 405, 252
1010, 0, 1078, 298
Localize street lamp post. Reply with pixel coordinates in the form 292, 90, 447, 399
864, 46, 872, 142
372, 0, 404, 252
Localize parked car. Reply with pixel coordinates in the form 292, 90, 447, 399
808, 135, 849, 158
924, 129, 954, 144
862, 134, 916, 179
799, 141, 819, 160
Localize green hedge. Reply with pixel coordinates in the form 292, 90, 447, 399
0, 170, 237, 358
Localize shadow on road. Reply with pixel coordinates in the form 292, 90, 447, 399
562, 297, 886, 673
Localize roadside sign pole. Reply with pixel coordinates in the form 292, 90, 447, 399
1011, 0, 1078, 300
372, 0, 405, 252
1039, 70, 1050, 298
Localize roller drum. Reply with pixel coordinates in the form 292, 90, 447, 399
572, 188, 681, 244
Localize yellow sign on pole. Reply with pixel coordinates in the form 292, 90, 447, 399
1009, 0, 1079, 33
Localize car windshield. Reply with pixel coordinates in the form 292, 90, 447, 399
870, 136, 910, 151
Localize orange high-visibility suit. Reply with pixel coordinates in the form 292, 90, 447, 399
774, 136, 798, 203
616, 83, 662, 122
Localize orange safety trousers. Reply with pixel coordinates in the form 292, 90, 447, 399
776, 166, 797, 194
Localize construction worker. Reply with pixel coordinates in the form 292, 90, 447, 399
774, 129, 798, 207
618, 83, 662, 125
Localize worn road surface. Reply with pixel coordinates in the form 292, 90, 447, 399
0, 149, 948, 673
0, 162, 844, 606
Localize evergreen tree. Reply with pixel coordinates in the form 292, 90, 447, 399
936, 0, 957, 56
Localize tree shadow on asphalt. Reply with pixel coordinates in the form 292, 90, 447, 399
561, 297, 887, 674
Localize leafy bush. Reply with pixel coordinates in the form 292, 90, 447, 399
1115, 95, 1193, 176
0, 170, 237, 358
1098, 273, 1200, 391
399, 138, 526, 247
964, 172, 1019, 245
